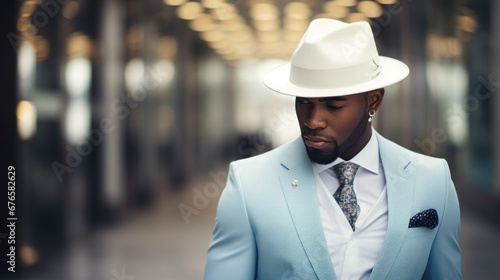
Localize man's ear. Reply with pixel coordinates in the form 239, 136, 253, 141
368, 88, 384, 110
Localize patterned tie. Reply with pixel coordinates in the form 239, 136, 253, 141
333, 162, 360, 231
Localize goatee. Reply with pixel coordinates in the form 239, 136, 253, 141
304, 138, 340, 165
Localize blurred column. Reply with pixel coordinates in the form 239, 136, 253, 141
398, 0, 429, 147
140, 19, 157, 205
169, 20, 199, 188
197, 54, 236, 170
99, 0, 125, 216
493, 0, 500, 195
375, 0, 428, 147
132, 16, 161, 206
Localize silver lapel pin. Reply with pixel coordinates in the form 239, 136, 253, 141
291, 179, 299, 188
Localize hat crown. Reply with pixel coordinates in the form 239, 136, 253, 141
292, 19, 379, 70
262, 18, 409, 98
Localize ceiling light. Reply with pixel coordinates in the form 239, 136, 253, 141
253, 19, 280, 31
284, 18, 309, 28
177, 2, 203, 20
215, 44, 235, 55
230, 28, 254, 42
201, 0, 222, 9
376, 0, 397, 4
189, 14, 215, 32
250, 3, 279, 21
257, 30, 280, 42
220, 16, 246, 31
164, 0, 187, 7
323, 2, 349, 19
156, 36, 177, 59
211, 3, 238, 20
200, 28, 225, 42
62, 1, 80, 19
357, 1, 383, 18
66, 33, 92, 58
209, 39, 231, 50
458, 15, 477, 33
17, 100, 37, 140
20, 1, 37, 17
346, 12, 368, 23
334, 0, 358, 7
284, 2, 311, 19
283, 29, 304, 42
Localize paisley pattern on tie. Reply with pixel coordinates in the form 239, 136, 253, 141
333, 162, 360, 231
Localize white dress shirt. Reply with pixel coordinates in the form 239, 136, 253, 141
312, 130, 388, 280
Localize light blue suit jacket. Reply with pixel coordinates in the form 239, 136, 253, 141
205, 131, 461, 280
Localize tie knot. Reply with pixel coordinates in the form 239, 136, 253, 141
333, 162, 359, 185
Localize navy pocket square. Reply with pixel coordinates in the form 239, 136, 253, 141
408, 209, 438, 229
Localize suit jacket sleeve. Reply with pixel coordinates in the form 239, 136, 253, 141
423, 160, 462, 279
204, 162, 257, 280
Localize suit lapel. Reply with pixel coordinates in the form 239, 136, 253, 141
279, 138, 337, 280
370, 132, 416, 279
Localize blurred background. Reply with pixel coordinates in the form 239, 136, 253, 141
1, 0, 500, 279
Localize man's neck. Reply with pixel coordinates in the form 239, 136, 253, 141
339, 126, 373, 161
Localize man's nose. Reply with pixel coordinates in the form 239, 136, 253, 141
304, 107, 326, 130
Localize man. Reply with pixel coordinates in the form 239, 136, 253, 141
205, 18, 461, 280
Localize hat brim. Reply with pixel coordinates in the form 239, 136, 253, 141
263, 56, 409, 98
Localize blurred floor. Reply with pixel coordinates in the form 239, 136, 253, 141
16, 177, 500, 280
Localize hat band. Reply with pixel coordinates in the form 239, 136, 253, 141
289, 59, 381, 89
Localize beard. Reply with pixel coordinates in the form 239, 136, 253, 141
303, 110, 369, 165
304, 138, 341, 165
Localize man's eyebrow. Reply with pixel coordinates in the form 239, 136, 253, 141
320, 97, 348, 102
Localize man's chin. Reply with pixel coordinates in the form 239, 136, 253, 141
306, 147, 339, 165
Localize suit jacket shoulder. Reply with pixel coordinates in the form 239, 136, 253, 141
375, 131, 450, 176
229, 137, 308, 186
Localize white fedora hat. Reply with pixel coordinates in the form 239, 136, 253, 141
263, 18, 409, 97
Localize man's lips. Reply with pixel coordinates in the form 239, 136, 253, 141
304, 135, 332, 150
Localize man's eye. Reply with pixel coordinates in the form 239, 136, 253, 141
326, 104, 343, 110
296, 99, 311, 105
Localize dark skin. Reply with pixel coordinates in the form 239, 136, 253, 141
295, 88, 385, 164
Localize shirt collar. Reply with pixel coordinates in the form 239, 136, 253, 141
312, 127, 380, 175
